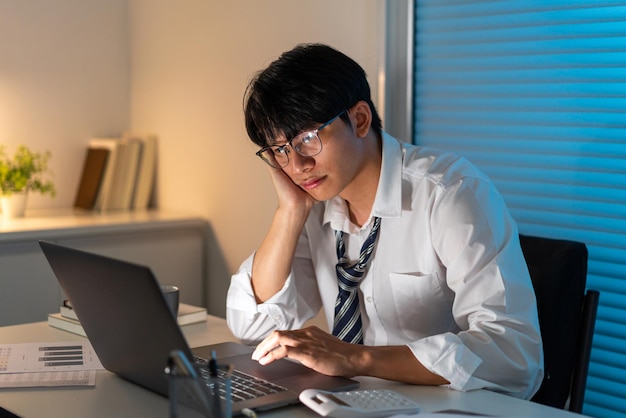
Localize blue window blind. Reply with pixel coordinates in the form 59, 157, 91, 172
413, 1, 626, 417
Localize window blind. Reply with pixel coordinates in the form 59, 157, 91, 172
413, 1, 626, 416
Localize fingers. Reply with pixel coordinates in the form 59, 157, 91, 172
268, 166, 316, 210
251, 329, 314, 365
251, 331, 286, 364
251, 328, 359, 377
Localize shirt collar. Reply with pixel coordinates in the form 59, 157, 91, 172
323, 132, 403, 233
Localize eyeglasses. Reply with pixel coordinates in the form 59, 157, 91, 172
256, 110, 346, 169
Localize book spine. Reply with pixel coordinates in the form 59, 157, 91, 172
74, 148, 110, 210
80, 135, 157, 212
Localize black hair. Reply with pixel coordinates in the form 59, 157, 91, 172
244, 43, 382, 148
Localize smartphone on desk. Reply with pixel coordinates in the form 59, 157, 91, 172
299, 388, 420, 418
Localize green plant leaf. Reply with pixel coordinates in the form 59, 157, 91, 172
0, 145, 56, 196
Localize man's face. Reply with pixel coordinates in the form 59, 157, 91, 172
280, 110, 368, 202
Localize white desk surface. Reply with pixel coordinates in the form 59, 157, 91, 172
0, 316, 584, 418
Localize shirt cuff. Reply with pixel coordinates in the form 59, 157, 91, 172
407, 333, 482, 391
227, 254, 294, 330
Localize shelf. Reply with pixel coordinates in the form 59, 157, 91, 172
0, 208, 208, 242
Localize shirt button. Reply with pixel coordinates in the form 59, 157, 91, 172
366, 296, 373, 303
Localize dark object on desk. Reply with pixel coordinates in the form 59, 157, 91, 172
519, 234, 600, 413
0, 405, 21, 418
165, 349, 227, 418
39, 240, 358, 416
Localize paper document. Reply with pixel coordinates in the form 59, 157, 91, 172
0, 341, 103, 388
0, 341, 103, 373
0, 370, 97, 388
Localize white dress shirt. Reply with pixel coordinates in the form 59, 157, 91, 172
227, 132, 544, 399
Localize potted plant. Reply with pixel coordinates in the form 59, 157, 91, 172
0, 145, 56, 218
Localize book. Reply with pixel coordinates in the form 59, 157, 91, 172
60, 303, 78, 320
73, 147, 110, 210
76, 134, 157, 212
176, 303, 207, 326
131, 135, 157, 210
48, 313, 87, 337
105, 137, 143, 211
55, 301, 207, 332
88, 138, 121, 211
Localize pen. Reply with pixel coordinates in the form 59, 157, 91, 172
209, 349, 218, 377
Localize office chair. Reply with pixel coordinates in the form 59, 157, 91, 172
519, 234, 600, 413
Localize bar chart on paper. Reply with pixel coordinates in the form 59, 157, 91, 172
0, 341, 102, 372
0, 341, 103, 388
37, 344, 86, 367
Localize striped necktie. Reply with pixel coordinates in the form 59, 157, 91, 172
332, 217, 382, 344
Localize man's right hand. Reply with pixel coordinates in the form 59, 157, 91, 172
268, 166, 316, 217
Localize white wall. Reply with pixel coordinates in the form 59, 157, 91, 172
129, 0, 384, 315
0, 0, 383, 316
0, 0, 129, 209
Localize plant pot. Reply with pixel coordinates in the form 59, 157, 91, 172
0, 191, 28, 219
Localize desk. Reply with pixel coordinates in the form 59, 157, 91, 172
0, 317, 584, 418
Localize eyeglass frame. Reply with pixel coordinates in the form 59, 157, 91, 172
255, 109, 348, 169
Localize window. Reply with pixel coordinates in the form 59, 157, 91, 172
412, 1, 626, 416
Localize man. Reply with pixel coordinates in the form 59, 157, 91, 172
227, 43, 543, 399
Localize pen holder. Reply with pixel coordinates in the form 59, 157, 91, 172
205, 367, 233, 418
165, 351, 232, 418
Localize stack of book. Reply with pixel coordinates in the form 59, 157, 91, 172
48, 300, 207, 337
73, 134, 158, 212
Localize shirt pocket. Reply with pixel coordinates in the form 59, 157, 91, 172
389, 271, 449, 338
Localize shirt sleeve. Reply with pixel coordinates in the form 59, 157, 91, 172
226, 238, 323, 345
408, 176, 543, 399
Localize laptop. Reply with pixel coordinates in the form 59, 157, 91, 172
39, 241, 359, 415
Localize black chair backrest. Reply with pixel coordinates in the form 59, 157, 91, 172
519, 234, 598, 413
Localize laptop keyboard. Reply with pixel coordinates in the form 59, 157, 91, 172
197, 363, 288, 402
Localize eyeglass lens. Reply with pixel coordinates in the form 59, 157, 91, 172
261, 131, 322, 168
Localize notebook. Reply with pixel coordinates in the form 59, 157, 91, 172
39, 241, 359, 415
